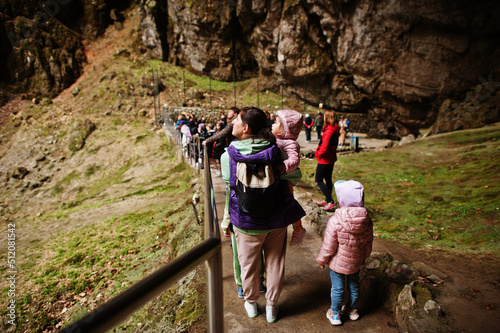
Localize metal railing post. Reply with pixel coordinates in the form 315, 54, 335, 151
304, 77, 307, 113
204, 146, 223, 332
257, 73, 260, 108
233, 70, 236, 107
281, 80, 283, 109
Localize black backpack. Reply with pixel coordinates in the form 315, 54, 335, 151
235, 161, 276, 218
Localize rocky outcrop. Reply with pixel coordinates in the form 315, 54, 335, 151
365, 253, 452, 333
2, 1, 499, 137
429, 79, 500, 135
137, 0, 500, 138
137, 0, 167, 60
67, 119, 96, 151
0, 0, 132, 100
166, 0, 254, 80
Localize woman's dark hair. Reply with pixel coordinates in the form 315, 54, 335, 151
239, 107, 276, 144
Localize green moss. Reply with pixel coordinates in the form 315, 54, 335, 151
84, 165, 100, 177
413, 284, 433, 308
299, 126, 500, 253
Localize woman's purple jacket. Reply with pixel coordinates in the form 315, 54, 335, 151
227, 144, 306, 230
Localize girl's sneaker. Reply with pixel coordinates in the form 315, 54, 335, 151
349, 309, 359, 320
290, 227, 306, 246
316, 201, 328, 207
323, 202, 336, 211
341, 305, 359, 320
237, 287, 244, 299
326, 308, 342, 325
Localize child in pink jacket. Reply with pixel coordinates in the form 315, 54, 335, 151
316, 180, 373, 326
271, 109, 306, 245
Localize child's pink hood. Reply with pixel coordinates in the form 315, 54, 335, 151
276, 110, 303, 141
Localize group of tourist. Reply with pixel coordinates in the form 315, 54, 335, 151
175, 106, 372, 326
175, 110, 239, 172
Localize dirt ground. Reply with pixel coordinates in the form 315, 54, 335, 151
212, 170, 500, 333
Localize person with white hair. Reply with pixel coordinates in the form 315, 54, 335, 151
303, 113, 314, 142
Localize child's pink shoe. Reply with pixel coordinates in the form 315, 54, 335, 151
323, 202, 336, 211
290, 228, 306, 246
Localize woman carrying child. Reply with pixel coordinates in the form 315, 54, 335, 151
316, 180, 373, 326
221, 107, 305, 323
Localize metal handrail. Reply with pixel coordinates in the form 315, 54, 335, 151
61, 125, 223, 332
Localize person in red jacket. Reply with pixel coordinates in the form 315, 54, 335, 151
314, 109, 340, 211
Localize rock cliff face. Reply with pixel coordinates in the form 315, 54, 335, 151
0, 0, 131, 99
137, 0, 500, 138
2, 1, 499, 137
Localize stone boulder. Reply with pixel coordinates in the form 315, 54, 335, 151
386, 260, 419, 282
395, 281, 452, 333
67, 119, 96, 152
11, 167, 29, 180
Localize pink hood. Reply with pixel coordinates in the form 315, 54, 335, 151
276, 110, 303, 141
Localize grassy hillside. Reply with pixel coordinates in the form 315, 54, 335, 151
0, 10, 208, 332
299, 126, 500, 254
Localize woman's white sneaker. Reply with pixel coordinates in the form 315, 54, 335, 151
266, 305, 279, 323
244, 301, 258, 318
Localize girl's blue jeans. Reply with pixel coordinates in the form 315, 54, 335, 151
330, 269, 360, 314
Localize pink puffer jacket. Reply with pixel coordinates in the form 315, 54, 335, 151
275, 110, 303, 173
316, 207, 373, 275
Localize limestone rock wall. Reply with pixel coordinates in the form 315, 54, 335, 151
137, 0, 500, 138
0, 0, 132, 99
2, 1, 498, 137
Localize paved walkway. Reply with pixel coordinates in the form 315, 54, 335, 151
210, 130, 398, 332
